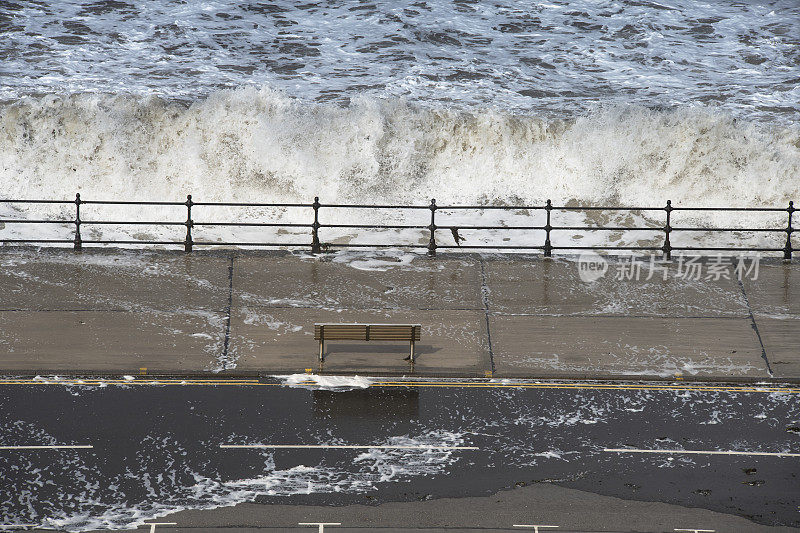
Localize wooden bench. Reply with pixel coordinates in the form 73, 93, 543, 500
314, 323, 422, 363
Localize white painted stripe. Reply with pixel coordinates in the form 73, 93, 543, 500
0, 445, 93, 450
142, 523, 176, 533
604, 448, 800, 458
221, 444, 478, 450
299, 524, 341, 533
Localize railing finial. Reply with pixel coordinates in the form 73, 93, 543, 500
544, 199, 553, 257
73, 193, 82, 251
311, 196, 321, 254
785, 200, 794, 261
427, 198, 437, 257
662, 199, 672, 260
184, 194, 193, 253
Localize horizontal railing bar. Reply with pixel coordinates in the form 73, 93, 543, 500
0, 199, 73, 204
436, 205, 782, 212
81, 200, 185, 206
1, 239, 75, 243
554, 246, 664, 250
552, 206, 664, 212
0, 219, 72, 224
192, 202, 312, 208
0, 200, 791, 211
550, 226, 661, 231
192, 241, 316, 247
2, 222, 777, 232
81, 240, 185, 245
0, 240, 790, 254
673, 207, 788, 212
437, 226, 545, 230
0, 223, 781, 232
436, 205, 543, 210
670, 246, 785, 252
81, 221, 184, 226
321, 243, 429, 248
436, 244, 546, 249
670, 227, 783, 232
193, 222, 311, 228
321, 224, 429, 229
320, 204, 428, 209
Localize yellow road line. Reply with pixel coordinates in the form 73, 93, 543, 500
363, 381, 800, 393
0, 377, 797, 393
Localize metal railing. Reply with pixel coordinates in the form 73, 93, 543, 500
0, 194, 795, 259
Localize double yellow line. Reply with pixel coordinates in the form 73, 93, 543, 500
0, 378, 261, 386
367, 380, 800, 393
0, 377, 797, 393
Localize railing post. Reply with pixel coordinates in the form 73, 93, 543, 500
544, 199, 552, 257
427, 198, 437, 257
663, 199, 672, 260
311, 196, 321, 254
73, 193, 82, 251
785, 201, 795, 261
184, 194, 193, 252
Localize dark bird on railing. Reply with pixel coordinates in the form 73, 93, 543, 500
450, 227, 462, 246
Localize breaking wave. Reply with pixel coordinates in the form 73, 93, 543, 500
1, 87, 798, 248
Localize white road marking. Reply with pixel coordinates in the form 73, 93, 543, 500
604, 448, 800, 458
674, 529, 715, 532
221, 444, 478, 450
513, 526, 558, 532
142, 522, 177, 533
0, 445, 93, 450
299, 522, 341, 532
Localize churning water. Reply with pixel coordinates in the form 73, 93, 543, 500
0, 0, 798, 249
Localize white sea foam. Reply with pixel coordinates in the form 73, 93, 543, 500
0, 90, 796, 251
3, 428, 463, 532
329, 250, 419, 271
276, 373, 374, 390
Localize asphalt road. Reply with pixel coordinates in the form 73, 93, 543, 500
1, 378, 799, 532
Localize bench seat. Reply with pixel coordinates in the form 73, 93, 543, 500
314, 323, 421, 363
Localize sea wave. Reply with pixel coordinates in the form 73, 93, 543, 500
1, 87, 797, 249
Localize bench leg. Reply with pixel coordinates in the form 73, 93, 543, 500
319, 339, 324, 362
410, 339, 415, 364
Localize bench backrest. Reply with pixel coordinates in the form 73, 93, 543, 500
314, 324, 421, 342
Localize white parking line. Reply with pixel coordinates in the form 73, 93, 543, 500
513, 526, 558, 532
299, 523, 340, 532
142, 522, 176, 533
604, 448, 800, 458
0, 445, 93, 450
221, 444, 478, 450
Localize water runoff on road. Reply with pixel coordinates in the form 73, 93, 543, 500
0, 378, 798, 531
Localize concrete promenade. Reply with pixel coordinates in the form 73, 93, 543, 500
0, 248, 797, 381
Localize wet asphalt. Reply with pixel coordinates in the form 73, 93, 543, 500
0, 380, 799, 532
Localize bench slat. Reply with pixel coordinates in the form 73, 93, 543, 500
314, 324, 420, 341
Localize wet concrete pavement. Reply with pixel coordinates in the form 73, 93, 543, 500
0, 379, 798, 532
0, 248, 797, 381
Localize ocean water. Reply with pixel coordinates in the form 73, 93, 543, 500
1, 0, 799, 250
